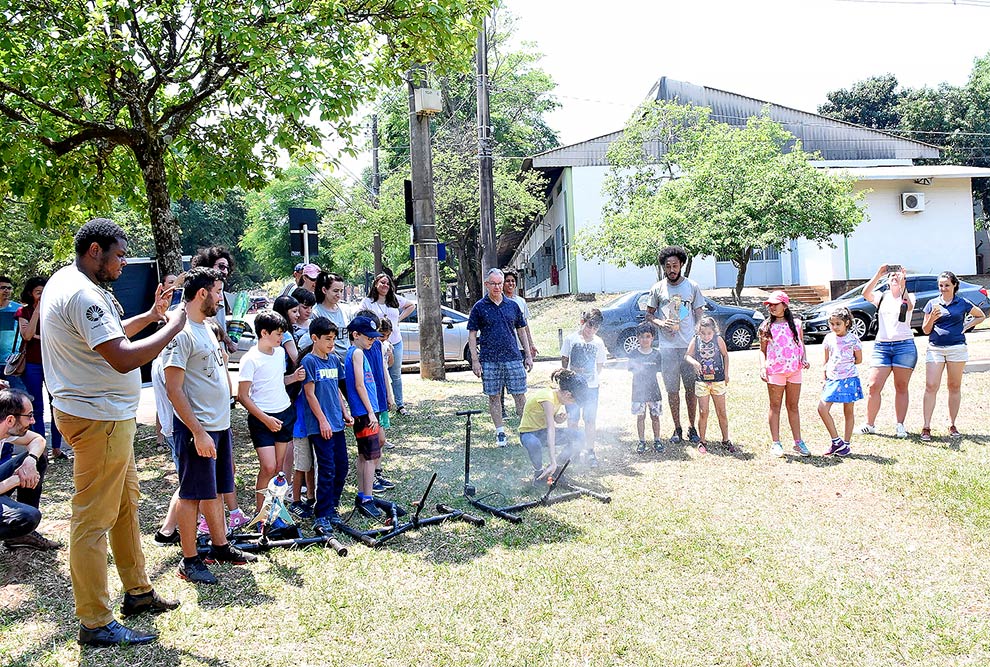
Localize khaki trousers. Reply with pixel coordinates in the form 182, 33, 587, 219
55, 409, 151, 628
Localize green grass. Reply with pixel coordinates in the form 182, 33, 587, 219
4, 329, 990, 666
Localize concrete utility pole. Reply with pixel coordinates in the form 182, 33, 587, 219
477, 18, 497, 274
407, 66, 446, 381
371, 113, 383, 275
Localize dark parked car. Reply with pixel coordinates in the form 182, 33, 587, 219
802, 274, 990, 343
598, 291, 766, 357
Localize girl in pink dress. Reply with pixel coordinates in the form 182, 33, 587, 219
758, 291, 811, 457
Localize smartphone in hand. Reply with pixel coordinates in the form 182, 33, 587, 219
885, 264, 903, 273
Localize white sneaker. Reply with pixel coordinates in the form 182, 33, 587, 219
856, 424, 876, 435
495, 432, 508, 447
895, 423, 908, 439
770, 441, 784, 458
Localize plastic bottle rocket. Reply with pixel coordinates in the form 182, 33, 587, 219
232, 291, 249, 320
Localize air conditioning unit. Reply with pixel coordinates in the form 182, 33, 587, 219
901, 192, 925, 213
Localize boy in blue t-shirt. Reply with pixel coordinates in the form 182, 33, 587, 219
301, 317, 353, 533
354, 309, 396, 493
343, 316, 383, 519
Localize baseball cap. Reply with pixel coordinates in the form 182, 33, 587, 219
293, 262, 305, 273
763, 290, 790, 306
349, 316, 383, 339
301, 263, 321, 279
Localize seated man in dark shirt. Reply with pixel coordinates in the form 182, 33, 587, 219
0, 388, 58, 551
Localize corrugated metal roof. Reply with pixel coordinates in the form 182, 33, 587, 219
528, 77, 940, 168
653, 78, 940, 162
529, 130, 624, 169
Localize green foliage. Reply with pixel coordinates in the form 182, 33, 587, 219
823, 53, 990, 226
241, 166, 322, 281
374, 10, 556, 304
818, 74, 903, 129
0, 0, 497, 273
581, 101, 865, 299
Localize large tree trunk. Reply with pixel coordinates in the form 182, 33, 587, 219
732, 248, 752, 306
135, 144, 183, 276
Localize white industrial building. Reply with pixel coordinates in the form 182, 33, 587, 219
508, 77, 990, 297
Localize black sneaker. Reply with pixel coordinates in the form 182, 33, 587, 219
203, 543, 258, 565
670, 428, 683, 444
636, 441, 646, 454
289, 500, 313, 519
374, 472, 396, 490
687, 426, 701, 444
153, 529, 180, 546
121, 589, 180, 617
356, 498, 383, 519
178, 558, 218, 585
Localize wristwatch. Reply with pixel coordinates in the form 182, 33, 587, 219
26, 453, 40, 463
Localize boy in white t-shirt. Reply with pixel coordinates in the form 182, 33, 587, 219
237, 310, 305, 511
560, 308, 607, 468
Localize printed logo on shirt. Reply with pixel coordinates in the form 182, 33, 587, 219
85, 304, 106, 323
317, 367, 338, 381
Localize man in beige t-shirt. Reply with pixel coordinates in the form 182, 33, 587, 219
41, 218, 186, 647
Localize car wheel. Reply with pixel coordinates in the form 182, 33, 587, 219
463, 344, 472, 362
616, 329, 639, 358
851, 313, 871, 340
725, 323, 755, 351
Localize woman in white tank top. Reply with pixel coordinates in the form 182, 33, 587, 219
857, 265, 917, 438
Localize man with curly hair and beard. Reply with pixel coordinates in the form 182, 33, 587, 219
41, 218, 186, 647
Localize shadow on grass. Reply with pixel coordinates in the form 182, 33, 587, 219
79, 644, 237, 667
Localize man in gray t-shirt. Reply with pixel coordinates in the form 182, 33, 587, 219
646, 246, 706, 446
162, 267, 254, 584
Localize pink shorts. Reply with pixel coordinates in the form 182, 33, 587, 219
767, 369, 802, 386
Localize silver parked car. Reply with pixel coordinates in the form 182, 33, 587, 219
400, 305, 473, 363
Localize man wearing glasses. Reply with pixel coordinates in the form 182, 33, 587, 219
0, 388, 57, 550
0, 276, 25, 390
467, 268, 533, 447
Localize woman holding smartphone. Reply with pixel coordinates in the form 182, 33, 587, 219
858, 264, 916, 438
920, 271, 985, 442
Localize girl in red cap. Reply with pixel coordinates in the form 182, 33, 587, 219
758, 291, 811, 457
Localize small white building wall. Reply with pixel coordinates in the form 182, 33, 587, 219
513, 169, 978, 295
843, 179, 976, 278
570, 166, 663, 292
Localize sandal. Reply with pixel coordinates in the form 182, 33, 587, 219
920, 427, 932, 443
949, 425, 962, 438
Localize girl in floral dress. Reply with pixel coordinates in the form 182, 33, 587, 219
758, 291, 811, 457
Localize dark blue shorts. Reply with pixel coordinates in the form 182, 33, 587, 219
174, 419, 235, 501
353, 413, 382, 461
247, 405, 296, 448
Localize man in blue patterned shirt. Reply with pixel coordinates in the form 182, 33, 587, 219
467, 269, 533, 447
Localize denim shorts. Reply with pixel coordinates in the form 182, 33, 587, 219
871, 339, 918, 369
566, 386, 599, 424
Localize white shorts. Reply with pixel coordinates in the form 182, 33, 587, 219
293, 436, 314, 472
926, 344, 968, 364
